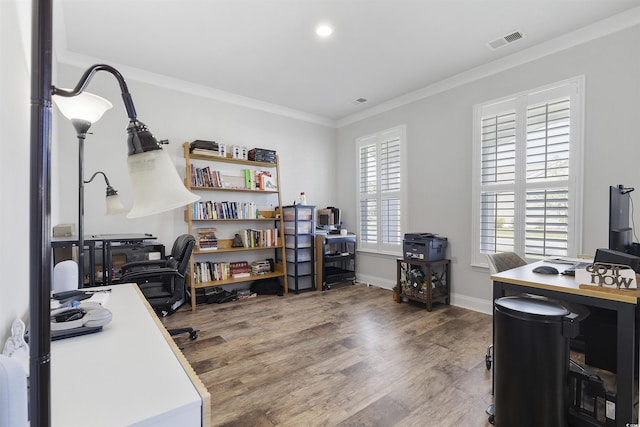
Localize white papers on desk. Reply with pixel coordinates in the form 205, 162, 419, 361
544, 256, 593, 265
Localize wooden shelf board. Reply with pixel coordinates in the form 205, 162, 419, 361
191, 270, 285, 288
193, 239, 282, 254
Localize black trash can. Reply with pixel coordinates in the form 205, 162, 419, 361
494, 296, 583, 427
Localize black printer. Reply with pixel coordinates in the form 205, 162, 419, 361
403, 233, 448, 261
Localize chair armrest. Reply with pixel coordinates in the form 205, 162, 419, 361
119, 267, 184, 283
121, 259, 169, 273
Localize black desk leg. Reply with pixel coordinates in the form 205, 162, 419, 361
616, 303, 635, 425
87, 241, 96, 287
491, 282, 504, 396
105, 241, 113, 285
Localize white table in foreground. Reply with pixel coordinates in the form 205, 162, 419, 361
51, 283, 210, 427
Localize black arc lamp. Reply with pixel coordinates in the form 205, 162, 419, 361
84, 171, 128, 216
30, 2, 199, 425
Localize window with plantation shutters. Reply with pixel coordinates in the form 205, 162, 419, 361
471, 77, 584, 266
357, 126, 404, 253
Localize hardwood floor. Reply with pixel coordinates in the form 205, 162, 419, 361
162, 284, 494, 427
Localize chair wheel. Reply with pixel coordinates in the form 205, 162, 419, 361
485, 354, 492, 370
189, 330, 198, 340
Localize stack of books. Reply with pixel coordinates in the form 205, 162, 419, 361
248, 148, 277, 163
230, 261, 250, 278
251, 260, 272, 275
196, 228, 218, 250
189, 139, 221, 157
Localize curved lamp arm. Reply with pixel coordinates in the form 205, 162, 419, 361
51, 64, 162, 156
84, 171, 119, 197
52, 64, 137, 121
52, 63, 198, 220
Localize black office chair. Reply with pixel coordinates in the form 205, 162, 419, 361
119, 234, 198, 340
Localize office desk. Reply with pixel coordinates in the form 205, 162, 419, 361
51, 284, 210, 427
52, 234, 161, 286
491, 261, 639, 427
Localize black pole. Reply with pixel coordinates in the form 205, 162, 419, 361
78, 133, 85, 288
30, 0, 53, 425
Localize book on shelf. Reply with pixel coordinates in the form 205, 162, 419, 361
251, 260, 272, 275
196, 227, 218, 250
261, 173, 277, 191
255, 171, 274, 190
190, 164, 224, 188
194, 261, 232, 283
238, 228, 277, 248
230, 261, 250, 278
191, 201, 260, 220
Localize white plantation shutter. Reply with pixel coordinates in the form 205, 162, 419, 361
472, 78, 583, 265
525, 188, 569, 257
524, 98, 571, 258
357, 126, 404, 253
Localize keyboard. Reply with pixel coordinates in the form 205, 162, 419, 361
561, 262, 591, 276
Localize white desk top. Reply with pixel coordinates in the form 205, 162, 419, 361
51, 284, 208, 427
491, 260, 640, 304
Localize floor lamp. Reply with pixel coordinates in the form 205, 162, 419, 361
30, 2, 200, 424
53, 92, 112, 288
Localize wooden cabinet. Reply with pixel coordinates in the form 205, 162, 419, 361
396, 258, 450, 311
183, 142, 287, 310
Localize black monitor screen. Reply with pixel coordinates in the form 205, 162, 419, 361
609, 185, 632, 252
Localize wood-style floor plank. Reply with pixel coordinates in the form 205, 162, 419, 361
162, 284, 494, 426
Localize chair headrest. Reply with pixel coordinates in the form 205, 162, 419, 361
171, 234, 196, 261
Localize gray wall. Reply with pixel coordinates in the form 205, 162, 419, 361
0, 0, 31, 345
53, 63, 338, 250
336, 24, 640, 313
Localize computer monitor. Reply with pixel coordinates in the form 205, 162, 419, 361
608, 185, 633, 253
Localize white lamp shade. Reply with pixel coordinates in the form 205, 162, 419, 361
52, 260, 79, 293
105, 194, 128, 215
52, 90, 113, 123
126, 149, 200, 218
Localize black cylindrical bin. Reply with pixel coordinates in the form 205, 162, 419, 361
494, 296, 582, 427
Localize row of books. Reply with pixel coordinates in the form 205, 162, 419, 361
190, 165, 277, 191
192, 260, 256, 283
196, 228, 218, 250
192, 201, 260, 220
193, 261, 230, 283
238, 228, 278, 248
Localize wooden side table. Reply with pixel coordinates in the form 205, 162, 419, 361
396, 258, 451, 311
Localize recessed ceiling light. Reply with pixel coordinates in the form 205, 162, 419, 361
315, 24, 333, 37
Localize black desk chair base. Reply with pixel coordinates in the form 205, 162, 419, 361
169, 327, 198, 340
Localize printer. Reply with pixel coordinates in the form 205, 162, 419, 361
403, 233, 448, 261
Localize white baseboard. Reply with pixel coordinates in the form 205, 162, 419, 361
450, 293, 493, 315
357, 275, 493, 315
355, 273, 396, 289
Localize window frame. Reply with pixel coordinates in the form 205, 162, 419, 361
356, 125, 406, 255
471, 77, 585, 266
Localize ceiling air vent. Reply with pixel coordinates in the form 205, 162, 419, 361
352, 97, 368, 105
488, 31, 525, 50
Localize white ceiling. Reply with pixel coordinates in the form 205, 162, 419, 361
54, 0, 640, 125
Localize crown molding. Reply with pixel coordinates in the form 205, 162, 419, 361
336, 7, 640, 128
52, 2, 640, 130
54, 51, 337, 128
